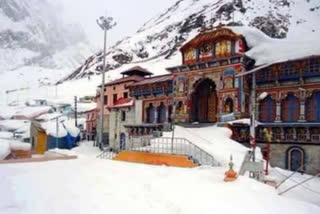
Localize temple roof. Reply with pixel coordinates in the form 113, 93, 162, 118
180, 27, 243, 52
120, 66, 153, 77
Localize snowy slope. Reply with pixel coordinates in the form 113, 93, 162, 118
61, 0, 320, 81
0, 0, 94, 105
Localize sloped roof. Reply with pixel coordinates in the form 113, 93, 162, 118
180, 27, 243, 52
131, 74, 173, 86
111, 98, 134, 109
120, 66, 153, 76
98, 75, 143, 87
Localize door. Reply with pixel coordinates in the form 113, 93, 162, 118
289, 149, 303, 171
36, 131, 47, 154
120, 133, 126, 150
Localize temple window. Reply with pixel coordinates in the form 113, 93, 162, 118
281, 93, 300, 122
215, 40, 231, 58
279, 63, 298, 79
259, 95, 276, 122
157, 102, 167, 123
224, 98, 234, 113
309, 58, 320, 73
146, 103, 155, 123
306, 91, 320, 122
121, 111, 126, 122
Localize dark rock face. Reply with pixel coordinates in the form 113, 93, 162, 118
249, 13, 289, 38
112, 53, 133, 64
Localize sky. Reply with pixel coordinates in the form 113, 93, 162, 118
52, 0, 175, 48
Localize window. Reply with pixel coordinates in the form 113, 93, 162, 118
306, 91, 320, 122
104, 95, 108, 105
259, 96, 276, 122
121, 111, 126, 121
113, 94, 118, 104
124, 92, 128, 98
224, 98, 234, 113
113, 86, 116, 90
281, 93, 300, 122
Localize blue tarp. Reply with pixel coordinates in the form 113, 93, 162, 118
47, 133, 79, 150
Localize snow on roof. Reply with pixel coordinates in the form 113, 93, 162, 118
42, 120, 68, 138
13, 106, 52, 119
74, 102, 97, 113
36, 112, 63, 121
0, 120, 30, 132
63, 120, 80, 138
8, 140, 31, 151
0, 131, 13, 139
229, 26, 320, 66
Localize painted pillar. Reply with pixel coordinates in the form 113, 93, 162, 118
298, 101, 306, 122
275, 101, 281, 122
154, 106, 158, 124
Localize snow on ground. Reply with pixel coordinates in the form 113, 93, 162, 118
71, 141, 101, 157
1, 155, 320, 214
163, 125, 263, 170
270, 167, 320, 206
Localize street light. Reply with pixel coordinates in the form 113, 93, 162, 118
96, 16, 116, 148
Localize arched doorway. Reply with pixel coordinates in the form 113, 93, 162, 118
191, 79, 217, 122
287, 147, 305, 172
120, 133, 126, 150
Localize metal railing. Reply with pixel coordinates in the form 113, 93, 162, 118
97, 136, 220, 167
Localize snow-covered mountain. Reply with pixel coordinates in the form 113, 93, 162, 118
61, 0, 320, 82
0, 0, 93, 80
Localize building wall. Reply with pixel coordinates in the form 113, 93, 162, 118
257, 143, 320, 175
96, 80, 135, 116
109, 107, 135, 150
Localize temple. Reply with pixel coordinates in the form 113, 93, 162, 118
92, 25, 320, 175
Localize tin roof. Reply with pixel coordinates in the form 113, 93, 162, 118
131, 74, 173, 86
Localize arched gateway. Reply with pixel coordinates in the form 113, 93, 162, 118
191, 78, 217, 122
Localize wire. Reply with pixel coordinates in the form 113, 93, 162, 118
274, 168, 320, 196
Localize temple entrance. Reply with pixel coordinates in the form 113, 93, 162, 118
191, 79, 217, 122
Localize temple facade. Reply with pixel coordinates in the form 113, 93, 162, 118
103, 26, 320, 175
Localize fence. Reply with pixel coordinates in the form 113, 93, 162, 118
97, 136, 220, 167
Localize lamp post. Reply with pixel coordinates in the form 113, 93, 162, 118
96, 16, 116, 148
250, 72, 257, 162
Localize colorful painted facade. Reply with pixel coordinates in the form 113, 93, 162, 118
105, 26, 320, 175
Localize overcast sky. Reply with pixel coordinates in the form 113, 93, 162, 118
53, 0, 174, 48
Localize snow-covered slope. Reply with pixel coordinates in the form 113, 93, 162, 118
61, 0, 320, 81
0, 0, 94, 102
